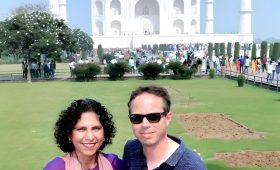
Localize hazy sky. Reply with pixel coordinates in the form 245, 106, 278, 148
0, 0, 279, 40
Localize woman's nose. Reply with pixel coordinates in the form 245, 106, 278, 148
85, 130, 94, 140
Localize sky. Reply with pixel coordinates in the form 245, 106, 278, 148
0, 0, 279, 40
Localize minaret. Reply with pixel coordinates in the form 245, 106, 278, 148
59, 0, 68, 22
239, 0, 252, 34
48, 0, 68, 22
205, 0, 214, 34
49, 0, 59, 18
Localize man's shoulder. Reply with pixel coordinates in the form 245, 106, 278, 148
168, 136, 206, 169
179, 145, 206, 169
124, 139, 141, 148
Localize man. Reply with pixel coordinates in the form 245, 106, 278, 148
261, 54, 267, 72
239, 55, 244, 73
123, 86, 206, 170
128, 57, 135, 74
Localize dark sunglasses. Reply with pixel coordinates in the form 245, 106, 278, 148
128, 112, 167, 124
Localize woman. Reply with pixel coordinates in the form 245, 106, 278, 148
44, 99, 123, 170
251, 58, 257, 75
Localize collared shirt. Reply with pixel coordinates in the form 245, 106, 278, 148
123, 135, 207, 170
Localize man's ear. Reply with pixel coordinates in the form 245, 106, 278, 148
166, 111, 172, 124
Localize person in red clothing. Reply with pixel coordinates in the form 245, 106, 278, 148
236, 58, 240, 72
261, 54, 267, 72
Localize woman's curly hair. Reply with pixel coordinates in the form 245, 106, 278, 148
54, 98, 116, 153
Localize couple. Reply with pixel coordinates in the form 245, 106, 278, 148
44, 85, 206, 170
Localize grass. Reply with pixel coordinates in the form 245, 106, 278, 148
0, 78, 279, 170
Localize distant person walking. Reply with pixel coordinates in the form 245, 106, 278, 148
22, 61, 28, 79
276, 62, 280, 81
261, 54, 267, 72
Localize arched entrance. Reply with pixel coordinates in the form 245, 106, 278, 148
134, 0, 160, 34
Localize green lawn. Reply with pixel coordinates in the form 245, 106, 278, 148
0, 78, 279, 170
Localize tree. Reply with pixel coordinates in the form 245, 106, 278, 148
227, 42, 232, 57
9, 2, 49, 17
214, 43, 219, 57
72, 29, 93, 60
234, 42, 240, 61
220, 43, 225, 56
152, 44, 159, 54
148, 44, 152, 50
271, 42, 280, 61
0, 21, 5, 56
269, 43, 274, 58
159, 44, 167, 51
208, 43, 213, 59
0, 11, 76, 83
260, 41, 268, 58
97, 44, 103, 62
251, 43, 257, 58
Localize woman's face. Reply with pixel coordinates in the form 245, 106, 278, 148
69, 111, 104, 159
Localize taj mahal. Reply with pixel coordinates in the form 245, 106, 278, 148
49, 0, 253, 49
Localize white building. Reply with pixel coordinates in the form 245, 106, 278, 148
49, 0, 253, 49
49, 0, 68, 22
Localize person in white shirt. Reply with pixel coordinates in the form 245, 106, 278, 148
244, 56, 250, 74
267, 61, 273, 82
271, 59, 277, 81
69, 61, 76, 77
128, 57, 135, 73
103, 57, 107, 65
78, 58, 84, 64
156, 57, 162, 65
110, 57, 117, 64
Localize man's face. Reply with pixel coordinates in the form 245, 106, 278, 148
129, 92, 171, 147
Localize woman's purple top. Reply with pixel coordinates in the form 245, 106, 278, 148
43, 153, 123, 170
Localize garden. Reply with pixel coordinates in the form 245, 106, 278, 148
0, 78, 279, 170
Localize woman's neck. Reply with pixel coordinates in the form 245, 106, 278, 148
75, 151, 98, 170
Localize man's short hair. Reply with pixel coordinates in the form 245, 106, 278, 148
127, 85, 171, 114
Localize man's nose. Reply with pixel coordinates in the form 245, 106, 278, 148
141, 117, 151, 126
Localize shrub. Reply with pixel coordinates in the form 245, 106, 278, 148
237, 74, 246, 87
209, 68, 215, 79
73, 63, 101, 81
106, 62, 130, 80
166, 61, 182, 74
166, 61, 193, 80
139, 63, 164, 80
178, 66, 193, 79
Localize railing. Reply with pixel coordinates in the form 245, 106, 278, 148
225, 69, 280, 92
0, 69, 71, 81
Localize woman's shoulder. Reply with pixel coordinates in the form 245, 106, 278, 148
43, 157, 65, 170
101, 152, 122, 162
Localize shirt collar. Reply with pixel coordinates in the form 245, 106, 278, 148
163, 135, 185, 167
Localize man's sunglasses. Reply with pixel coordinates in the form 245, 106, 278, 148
128, 112, 167, 124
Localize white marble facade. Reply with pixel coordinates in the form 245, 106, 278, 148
91, 0, 200, 36
49, 0, 253, 48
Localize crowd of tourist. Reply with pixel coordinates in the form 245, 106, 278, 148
21, 59, 56, 79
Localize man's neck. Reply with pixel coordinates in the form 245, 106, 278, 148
142, 136, 179, 170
